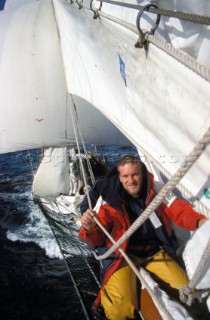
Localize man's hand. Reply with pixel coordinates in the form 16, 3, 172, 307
198, 217, 208, 228
80, 209, 97, 230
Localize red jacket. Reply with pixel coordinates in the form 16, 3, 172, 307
79, 166, 205, 308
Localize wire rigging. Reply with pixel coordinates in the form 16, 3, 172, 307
96, 0, 210, 25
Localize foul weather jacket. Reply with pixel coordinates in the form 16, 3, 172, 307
79, 164, 205, 308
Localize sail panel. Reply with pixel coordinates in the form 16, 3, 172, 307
0, 0, 132, 154
54, 0, 210, 211
0, 0, 70, 153
33, 147, 70, 199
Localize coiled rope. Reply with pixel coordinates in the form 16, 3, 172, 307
179, 237, 210, 306
93, 127, 210, 261
96, 0, 210, 25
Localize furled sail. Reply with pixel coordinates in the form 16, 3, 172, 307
0, 0, 132, 154
53, 0, 210, 213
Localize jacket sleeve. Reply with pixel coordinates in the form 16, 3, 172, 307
79, 205, 112, 247
165, 198, 206, 230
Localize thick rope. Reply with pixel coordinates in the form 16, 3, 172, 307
179, 237, 210, 306
93, 128, 210, 261
81, 3, 210, 82
135, 141, 210, 218
96, 0, 210, 25
147, 35, 210, 83
97, 10, 210, 82
79, 6, 210, 216
66, 3, 210, 310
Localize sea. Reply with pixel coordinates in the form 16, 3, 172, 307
0, 145, 137, 320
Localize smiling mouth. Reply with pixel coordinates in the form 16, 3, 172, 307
127, 185, 137, 188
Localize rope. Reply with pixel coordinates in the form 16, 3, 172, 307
77, 125, 95, 185
97, 0, 210, 25
134, 139, 210, 217
93, 127, 210, 261
147, 35, 210, 83
95, 10, 210, 83
81, 3, 210, 82
93, 228, 174, 319
179, 237, 210, 306
68, 94, 93, 209
65, 2, 210, 311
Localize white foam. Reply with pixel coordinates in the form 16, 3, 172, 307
6, 201, 63, 259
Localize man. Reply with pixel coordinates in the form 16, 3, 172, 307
79, 155, 207, 320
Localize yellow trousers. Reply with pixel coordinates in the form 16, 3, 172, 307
101, 251, 188, 320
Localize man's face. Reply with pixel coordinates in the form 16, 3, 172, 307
118, 163, 142, 196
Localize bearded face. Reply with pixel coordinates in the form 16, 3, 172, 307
118, 163, 142, 196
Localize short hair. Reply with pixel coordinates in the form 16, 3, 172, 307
116, 155, 142, 170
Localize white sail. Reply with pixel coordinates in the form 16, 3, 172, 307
0, 0, 210, 210
53, 0, 210, 212
0, 0, 69, 152
33, 147, 70, 199
0, 0, 132, 154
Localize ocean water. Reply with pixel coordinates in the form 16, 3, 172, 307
0, 146, 137, 320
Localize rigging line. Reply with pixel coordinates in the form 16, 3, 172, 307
82, 2, 210, 83
77, 124, 95, 185
96, 0, 210, 25
96, 235, 174, 319
93, 127, 210, 261
94, 8, 210, 83
68, 94, 92, 209
27, 150, 36, 176
47, 219, 91, 320
135, 141, 210, 217
119, 127, 210, 217
79, 5, 210, 212
147, 34, 210, 83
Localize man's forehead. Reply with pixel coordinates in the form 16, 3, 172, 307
118, 162, 142, 173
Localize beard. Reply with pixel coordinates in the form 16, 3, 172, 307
124, 184, 141, 197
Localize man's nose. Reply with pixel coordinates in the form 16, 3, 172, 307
127, 175, 135, 183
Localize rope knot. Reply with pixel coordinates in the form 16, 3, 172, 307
179, 285, 194, 306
